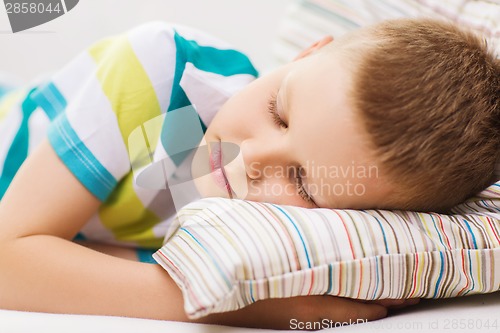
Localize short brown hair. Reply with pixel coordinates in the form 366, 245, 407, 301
343, 18, 500, 212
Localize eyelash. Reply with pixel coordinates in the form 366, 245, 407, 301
267, 93, 314, 205
295, 168, 314, 204
267, 92, 288, 129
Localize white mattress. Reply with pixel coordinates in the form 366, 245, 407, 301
1, 292, 498, 333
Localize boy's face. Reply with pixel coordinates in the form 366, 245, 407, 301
193, 43, 395, 209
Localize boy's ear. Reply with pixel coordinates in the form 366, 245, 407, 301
293, 36, 334, 61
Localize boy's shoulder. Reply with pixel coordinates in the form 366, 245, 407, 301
119, 21, 258, 82
126, 21, 239, 53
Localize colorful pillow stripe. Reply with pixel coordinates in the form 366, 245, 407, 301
153, 180, 500, 318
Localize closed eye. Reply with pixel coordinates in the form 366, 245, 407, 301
295, 167, 315, 205
267, 92, 288, 129
267, 94, 314, 205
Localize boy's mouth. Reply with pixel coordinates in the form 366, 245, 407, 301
209, 141, 234, 199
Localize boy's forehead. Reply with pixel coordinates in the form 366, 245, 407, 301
289, 52, 353, 106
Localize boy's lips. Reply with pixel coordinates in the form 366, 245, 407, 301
209, 141, 233, 198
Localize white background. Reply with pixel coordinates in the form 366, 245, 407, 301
0, 0, 289, 82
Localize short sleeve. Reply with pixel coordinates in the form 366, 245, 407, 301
30, 22, 180, 201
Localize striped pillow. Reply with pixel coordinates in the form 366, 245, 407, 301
153, 180, 500, 318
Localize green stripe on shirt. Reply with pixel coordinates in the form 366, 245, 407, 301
89, 34, 163, 248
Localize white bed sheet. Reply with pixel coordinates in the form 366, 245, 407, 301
1, 292, 498, 333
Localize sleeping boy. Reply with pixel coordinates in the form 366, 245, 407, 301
0, 18, 498, 329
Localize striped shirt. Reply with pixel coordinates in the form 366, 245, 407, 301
0, 22, 258, 252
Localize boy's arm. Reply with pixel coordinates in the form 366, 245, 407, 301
74, 240, 140, 262
0, 140, 189, 321
0, 140, 387, 329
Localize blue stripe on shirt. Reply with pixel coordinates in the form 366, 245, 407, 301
173, 31, 258, 78
30, 82, 67, 120
162, 30, 258, 166
47, 113, 117, 201
136, 248, 157, 264
0, 87, 38, 200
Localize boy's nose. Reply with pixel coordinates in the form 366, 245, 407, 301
240, 138, 287, 180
